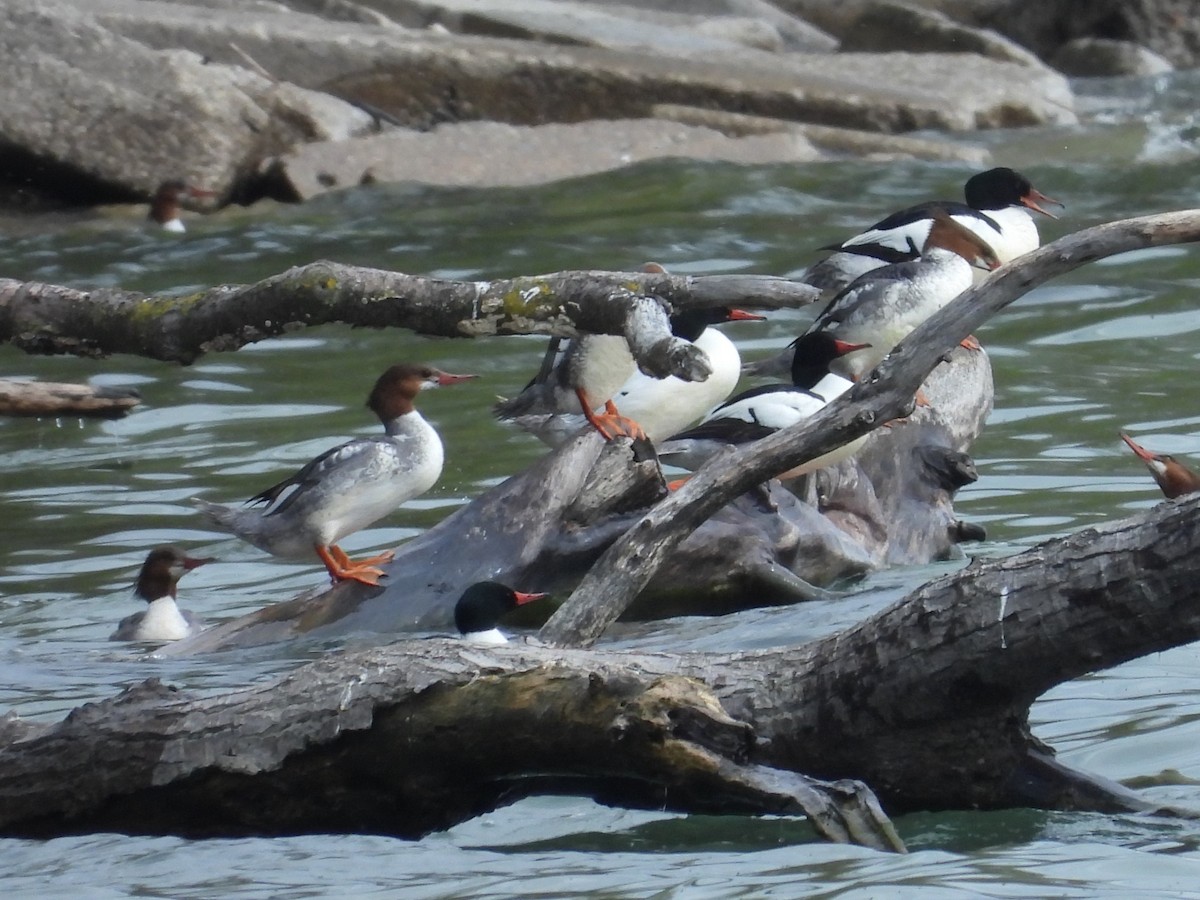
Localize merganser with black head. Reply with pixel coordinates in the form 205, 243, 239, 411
657, 332, 870, 479
110, 546, 214, 642
1120, 432, 1200, 499
193, 363, 476, 585
803, 167, 1061, 298
454, 581, 549, 644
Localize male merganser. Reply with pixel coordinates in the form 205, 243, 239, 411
110, 546, 214, 642
494, 329, 646, 441
804, 213, 1001, 383
1120, 432, 1200, 499
657, 332, 870, 478
454, 581, 549, 644
192, 363, 476, 585
803, 167, 1061, 297
149, 179, 214, 233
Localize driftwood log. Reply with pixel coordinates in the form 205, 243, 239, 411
0, 379, 140, 417
3, 491, 1199, 845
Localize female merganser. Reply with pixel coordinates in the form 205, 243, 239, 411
803, 167, 1061, 297
657, 332, 869, 478
149, 179, 214, 233
805, 213, 1001, 382
494, 332, 645, 441
1120, 432, 1200, 499
110, 546, 214, 642
454, 581, 549, 644
192, 363, 476, 585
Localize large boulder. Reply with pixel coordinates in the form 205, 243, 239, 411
0, 0, 374, 206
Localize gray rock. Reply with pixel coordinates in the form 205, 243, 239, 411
1051, 38, 1174, 77
840, 0, 1047, 69
982, 0, 1200, 71
0, 0, 374, 204
273, 119, 823, 197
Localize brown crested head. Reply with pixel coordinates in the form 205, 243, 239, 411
923, 212, 1001, 271
367, 363, 478, 422
135, 545, 213, 602
1120, 432, 1200, 499
148, 180, 215, 226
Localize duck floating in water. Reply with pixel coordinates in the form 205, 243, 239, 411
454, 581, 548, 644
1120, 432, 1200, 499
193, 363, 476, 585
149, 179, 215, 233
110, 546, 214, 642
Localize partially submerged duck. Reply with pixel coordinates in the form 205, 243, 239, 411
110, 546, 213, 642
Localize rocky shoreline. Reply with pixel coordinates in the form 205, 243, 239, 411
0, 0, 1190, 215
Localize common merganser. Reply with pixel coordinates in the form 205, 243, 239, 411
657, 333, 870, 478
110, 546, 214, 642
150, 179, 214, 233
192, 363, 476, 585
494, 328, 647, 440
505, 305, 765, 446
1120, 432, 1200, 499
454, 581, 549, 644
805, 213, 1001, 383
803, 167, 1061, 298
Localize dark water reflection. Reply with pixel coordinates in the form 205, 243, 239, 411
3, 72, 1200, 896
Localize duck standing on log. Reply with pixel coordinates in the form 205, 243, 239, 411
192, 363, 476, 585
110, 546, 214, 642
1120, 432, 1200, 498
802, 166, 1061, 298
503, 302, 765, 446
800, 213, 1002, 384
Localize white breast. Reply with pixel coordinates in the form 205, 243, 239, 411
134, 597, 196, 641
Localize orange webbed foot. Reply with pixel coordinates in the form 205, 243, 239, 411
667, 476, 692, 491
317, 544, 393, 586
960, 334, 982, 351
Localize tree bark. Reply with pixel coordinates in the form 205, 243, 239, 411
2, 492, 1197, 843
0, 266, 817, 376
538, 210, 1200, 648
0, 379, 140, 417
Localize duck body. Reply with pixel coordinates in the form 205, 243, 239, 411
803, 167, 1058, 298
110, 546, 212, 642
500, 308, 762, 446
807, 215, 1000, 381
193, 364, 474, 585
658, 333, 867, 478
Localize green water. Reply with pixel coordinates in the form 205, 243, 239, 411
2, 72, 1200, 896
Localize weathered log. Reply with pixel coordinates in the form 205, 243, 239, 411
0, 379, 140, 418
175, 345, 989, 652
539, 210, 1200, 648
3, 492, 1198, 842
0, 265, 818, 374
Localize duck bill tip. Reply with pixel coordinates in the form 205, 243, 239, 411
1120, 432, 1156, 462
437, 372, 479, 386
727, 308, 767, 322
1022, 190, 1063, 219
513, 590, 548, 606
183, 556, 216, 570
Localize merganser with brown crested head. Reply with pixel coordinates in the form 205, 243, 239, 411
1120, 432, 1200, 499
656, 332, 870, 478
803, 167, 1061, 298
110, 546, 214, 642
149, 179, 215, 233
193, 363, 476, 585
454, 581, 549, 644
803, 213, 1001, 383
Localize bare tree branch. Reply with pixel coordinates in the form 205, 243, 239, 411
539, 210, 1200, 648
0, 265, 818, 376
